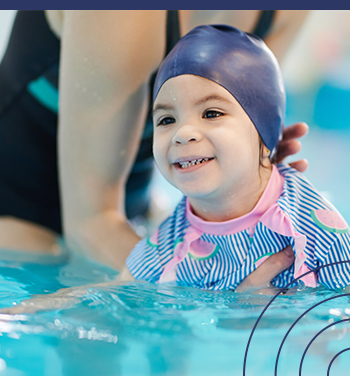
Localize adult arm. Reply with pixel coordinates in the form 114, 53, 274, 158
264, 10, 310, 172
58, 11, 167, 270
263, 10, 310, 64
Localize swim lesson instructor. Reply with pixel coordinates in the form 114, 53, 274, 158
0, 10, 309, 292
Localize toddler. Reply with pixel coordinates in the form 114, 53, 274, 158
124, 25, 350, 291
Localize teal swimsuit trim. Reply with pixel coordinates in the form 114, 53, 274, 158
27, 76, 59, 114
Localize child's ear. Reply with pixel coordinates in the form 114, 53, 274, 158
262, 145, 270, 159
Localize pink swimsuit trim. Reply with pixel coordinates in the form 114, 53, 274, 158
158, 165, 318, 287
185, 165, 284, 235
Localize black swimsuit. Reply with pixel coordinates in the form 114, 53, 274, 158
0, 10, 275, 234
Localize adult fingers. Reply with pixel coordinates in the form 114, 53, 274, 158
276, 139, 309, 173
288, 159, 309, 173
276, 139, 301, 162
235, 245, 295, 293
282, 122, 309, 141
276, 122, 309, 165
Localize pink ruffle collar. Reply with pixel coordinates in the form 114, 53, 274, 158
159, 164, 317, 287
185, 165, 284, 235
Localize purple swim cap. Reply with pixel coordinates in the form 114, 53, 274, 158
153, 24, 285, 157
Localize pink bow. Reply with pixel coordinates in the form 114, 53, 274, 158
158, 226, 203, 283
260, 203, 318, 287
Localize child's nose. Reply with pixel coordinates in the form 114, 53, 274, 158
172, 124, 202, 145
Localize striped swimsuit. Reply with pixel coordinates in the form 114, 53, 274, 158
126, 164, 350, 290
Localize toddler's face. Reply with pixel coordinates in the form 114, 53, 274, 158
152, 75, 262, 201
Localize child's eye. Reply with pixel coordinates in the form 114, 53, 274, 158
203, 110, 223, 119
156, 116, 175, 126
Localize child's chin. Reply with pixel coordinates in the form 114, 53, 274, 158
180, 187, 214, 199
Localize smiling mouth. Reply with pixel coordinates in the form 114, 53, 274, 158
175, 157, 214, 169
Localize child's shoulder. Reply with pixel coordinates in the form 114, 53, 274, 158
276, 163, 349, 241
277, 163, 334, 211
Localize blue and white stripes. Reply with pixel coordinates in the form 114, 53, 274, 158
126, 164, 350, 291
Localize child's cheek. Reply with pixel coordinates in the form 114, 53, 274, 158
152, 136, 166, 170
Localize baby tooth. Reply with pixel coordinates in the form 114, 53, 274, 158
178, 158, 210, 168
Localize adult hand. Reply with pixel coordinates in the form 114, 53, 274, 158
235, 245, 295, 294
276, 122, 309, 173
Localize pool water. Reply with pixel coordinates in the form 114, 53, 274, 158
1, 10, 350, 376
0, 250, 350, 376
1, 85, 350, 375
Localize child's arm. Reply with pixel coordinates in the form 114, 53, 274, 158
0, 269, 135, 315
0, 283, 100, 314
